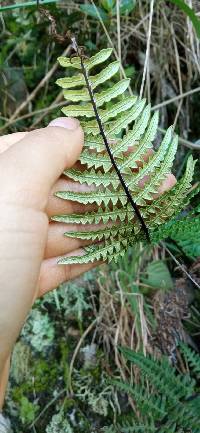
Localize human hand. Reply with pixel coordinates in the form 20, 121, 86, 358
0, 117, 93, 406
0, 117, 176, 407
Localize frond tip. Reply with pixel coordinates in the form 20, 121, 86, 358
53, 46, 195, 264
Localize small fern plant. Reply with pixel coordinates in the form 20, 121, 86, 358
52, 47, 196, 265
106, 345, 200, 433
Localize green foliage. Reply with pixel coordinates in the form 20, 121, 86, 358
142, 260, 173, 290
108, 347, 200, 433
53, 47, 195, 264
21, 309, 55, 353
0, 0, 57, 13
152, 213, 200, 258
19, 396, 39, 425
59, 282, 91, 325
80, 0, 136, 22
46, 412, 73, 433
180, 343, 200, 379
166, 0, 200, 39
10, 342, 31, 385
73, 369, 117, 417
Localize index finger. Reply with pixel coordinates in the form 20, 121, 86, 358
0, 131, 28, 154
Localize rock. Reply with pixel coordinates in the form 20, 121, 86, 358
0, 414, 13, 433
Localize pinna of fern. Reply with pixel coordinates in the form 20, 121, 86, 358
52, 47, 195, 265
106, 347, 200, 433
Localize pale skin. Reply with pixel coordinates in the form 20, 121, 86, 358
0, 117, 176, 408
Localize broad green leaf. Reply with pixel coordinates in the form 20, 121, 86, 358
113, 0, 137, 15
142, 260, 173, 290
100, 0, 115, 12
80, 4, 108, 22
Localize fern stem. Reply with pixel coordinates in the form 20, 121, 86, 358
71, 37, 150, 242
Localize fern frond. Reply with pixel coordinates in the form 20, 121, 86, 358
125, 126, 173, 179
112, 379, 166, 419
106, 98, 146, 137
57, 238, 129, 265
180, 343, 200, 378
63, 78, 130, 106
144, 155, 195, 225
107, 347, 200, 433
120, 348, 194, 401
51, 205, 133, 225
80, 96, 141, 136
62, 96, 136, 119
57, 60, 120, 90
151, 214, 200, 247
112, 104, 152, 155
64, 223, 134, 242
133, 135, 178, 205
55, 189, 128, 206
84, 135, 110, 152
103, 424, 155, 433
65, 168, 119, 188
79, 148, 118, 171
54, 47, 195, 264
58, 47, 113, 70
119, 424, 155, 433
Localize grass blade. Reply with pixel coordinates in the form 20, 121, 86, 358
167, 0, 200, 39
0, 0, 57, 12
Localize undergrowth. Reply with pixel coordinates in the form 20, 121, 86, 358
1, 1, 200, 432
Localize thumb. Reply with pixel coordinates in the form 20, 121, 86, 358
0, 117, 84, 210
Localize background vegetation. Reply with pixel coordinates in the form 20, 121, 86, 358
0, 1, 200, 432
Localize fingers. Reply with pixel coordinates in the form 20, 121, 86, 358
158, 173, 176, 194
0, 131, 28, 154
38, 250, 101, 297
46, 172, 176, 219
46, 177, 97, 217
45, 222, 92, 258
0, 117, 84, 210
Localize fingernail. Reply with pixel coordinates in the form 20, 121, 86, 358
48, 117, 80, 130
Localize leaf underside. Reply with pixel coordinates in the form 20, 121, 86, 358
54, 48, 195, 264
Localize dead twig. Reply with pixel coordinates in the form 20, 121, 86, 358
0, 46, 71, 133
